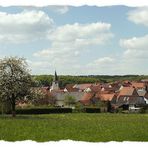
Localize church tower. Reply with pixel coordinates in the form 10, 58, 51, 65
50, 71, 59, 91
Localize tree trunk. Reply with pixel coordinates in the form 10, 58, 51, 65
11, 96, 16, 117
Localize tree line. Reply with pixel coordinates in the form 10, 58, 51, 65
33, 74, 148, 88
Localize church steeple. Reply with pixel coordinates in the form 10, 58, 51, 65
50, 70, 59, 92
54, 70, 58, 82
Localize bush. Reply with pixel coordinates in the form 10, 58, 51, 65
64, 95, 76, 106
115, 108, 123, 113
139, 107, 148, 114
74, 102, 85, 113
84, 107, 100, 113
0, 101, 11, 114
7, 108, 72, 114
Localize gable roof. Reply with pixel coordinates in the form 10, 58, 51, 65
80, 92, 95, 105
118, 87, 138, 97
131, 82, 145, 89
116, 96, 145, 106
141, 79, 148, 83
99, 93, 115, 101
65, 84, 79, 92
137, 90, 147, 97
80, 92, 95, 101
89, 85, 101, 92
73, 83, 93, 90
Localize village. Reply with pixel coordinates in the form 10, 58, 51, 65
1, 3, 148, 144
17, 71, 148, 113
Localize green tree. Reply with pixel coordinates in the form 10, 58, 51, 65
0, 57, 32, 117
28, 88, 57, 106
0, 100, 11, 114
28, 88, 46, 103
64, 95, 76, 107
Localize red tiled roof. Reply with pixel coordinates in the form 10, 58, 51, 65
80, 92, 95, 101
65, 84, 79, 92
100, 93, 115, 101
89, 85, 101, 92
95, 91, 115, 101
124, 80, 131, 84
141, 79, 148, 83
131, 82, 145, 89
118, 87, 138, 97
80, 92, 95, 105
73, 83, 93, 90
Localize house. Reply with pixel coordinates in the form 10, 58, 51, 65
73, 83, 93, 92
121, 81, 132, 88
129, 105, 141, 112
117, 86, 138, 96
114, 87, 146, 110
144, 93, 148, 104
141, 79, 148, 83
52, 91, 85, 107
116, 96, 145, 106
64, 84, 79, 92
99, 93, 116, 102
80, 92, 96, 105
98, 83, 122, 93
84, 84, 101, 93
137, 89, 147, 97
131, 82, 146, 90
110, 82, 122, 92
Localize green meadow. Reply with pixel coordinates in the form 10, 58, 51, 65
0, 113, 148, 142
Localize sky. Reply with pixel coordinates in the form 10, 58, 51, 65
0, 5, 148, 75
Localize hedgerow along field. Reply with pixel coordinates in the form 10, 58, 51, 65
0, 113, 148, 142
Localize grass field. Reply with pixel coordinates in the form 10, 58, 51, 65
0, 113, 148, 142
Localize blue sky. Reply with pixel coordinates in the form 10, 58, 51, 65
0, 5, 148, 75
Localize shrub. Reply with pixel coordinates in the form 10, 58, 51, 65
115, 108, 123, 113
0, 101, 11, 114
64, 95, 76, 107
8, 108, 72, 114
74, 102, 84, 113
84, 107, 100, 113
139, 107, 148, 114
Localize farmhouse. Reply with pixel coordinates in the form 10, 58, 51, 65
112, 86, 146, 111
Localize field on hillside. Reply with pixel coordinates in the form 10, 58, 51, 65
0, 113, 148, 142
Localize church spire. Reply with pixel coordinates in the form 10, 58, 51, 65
50, 70, 59, 92
54, 70, 58, 82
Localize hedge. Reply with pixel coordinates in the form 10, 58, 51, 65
7, 108, 72, 114
84, 108, 101, 113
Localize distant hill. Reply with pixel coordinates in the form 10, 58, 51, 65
32, 75, 148, 88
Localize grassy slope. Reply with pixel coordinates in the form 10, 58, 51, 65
0, 113, 148, 142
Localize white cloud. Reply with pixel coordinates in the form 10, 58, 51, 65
32, 21, 115, 74
34, 22, 113, 58
128, 7, 148, 27
120, 34, 148, 59
120, 35, 148, 50
50, 6, 69, 14
87, 57, 115, 66
0, 10, 53, 44
27, 60, 53, 74
119, 34, 148, 74
84, 57, 119, 74
48, 22, 113, 43
33, 22, 114, 73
